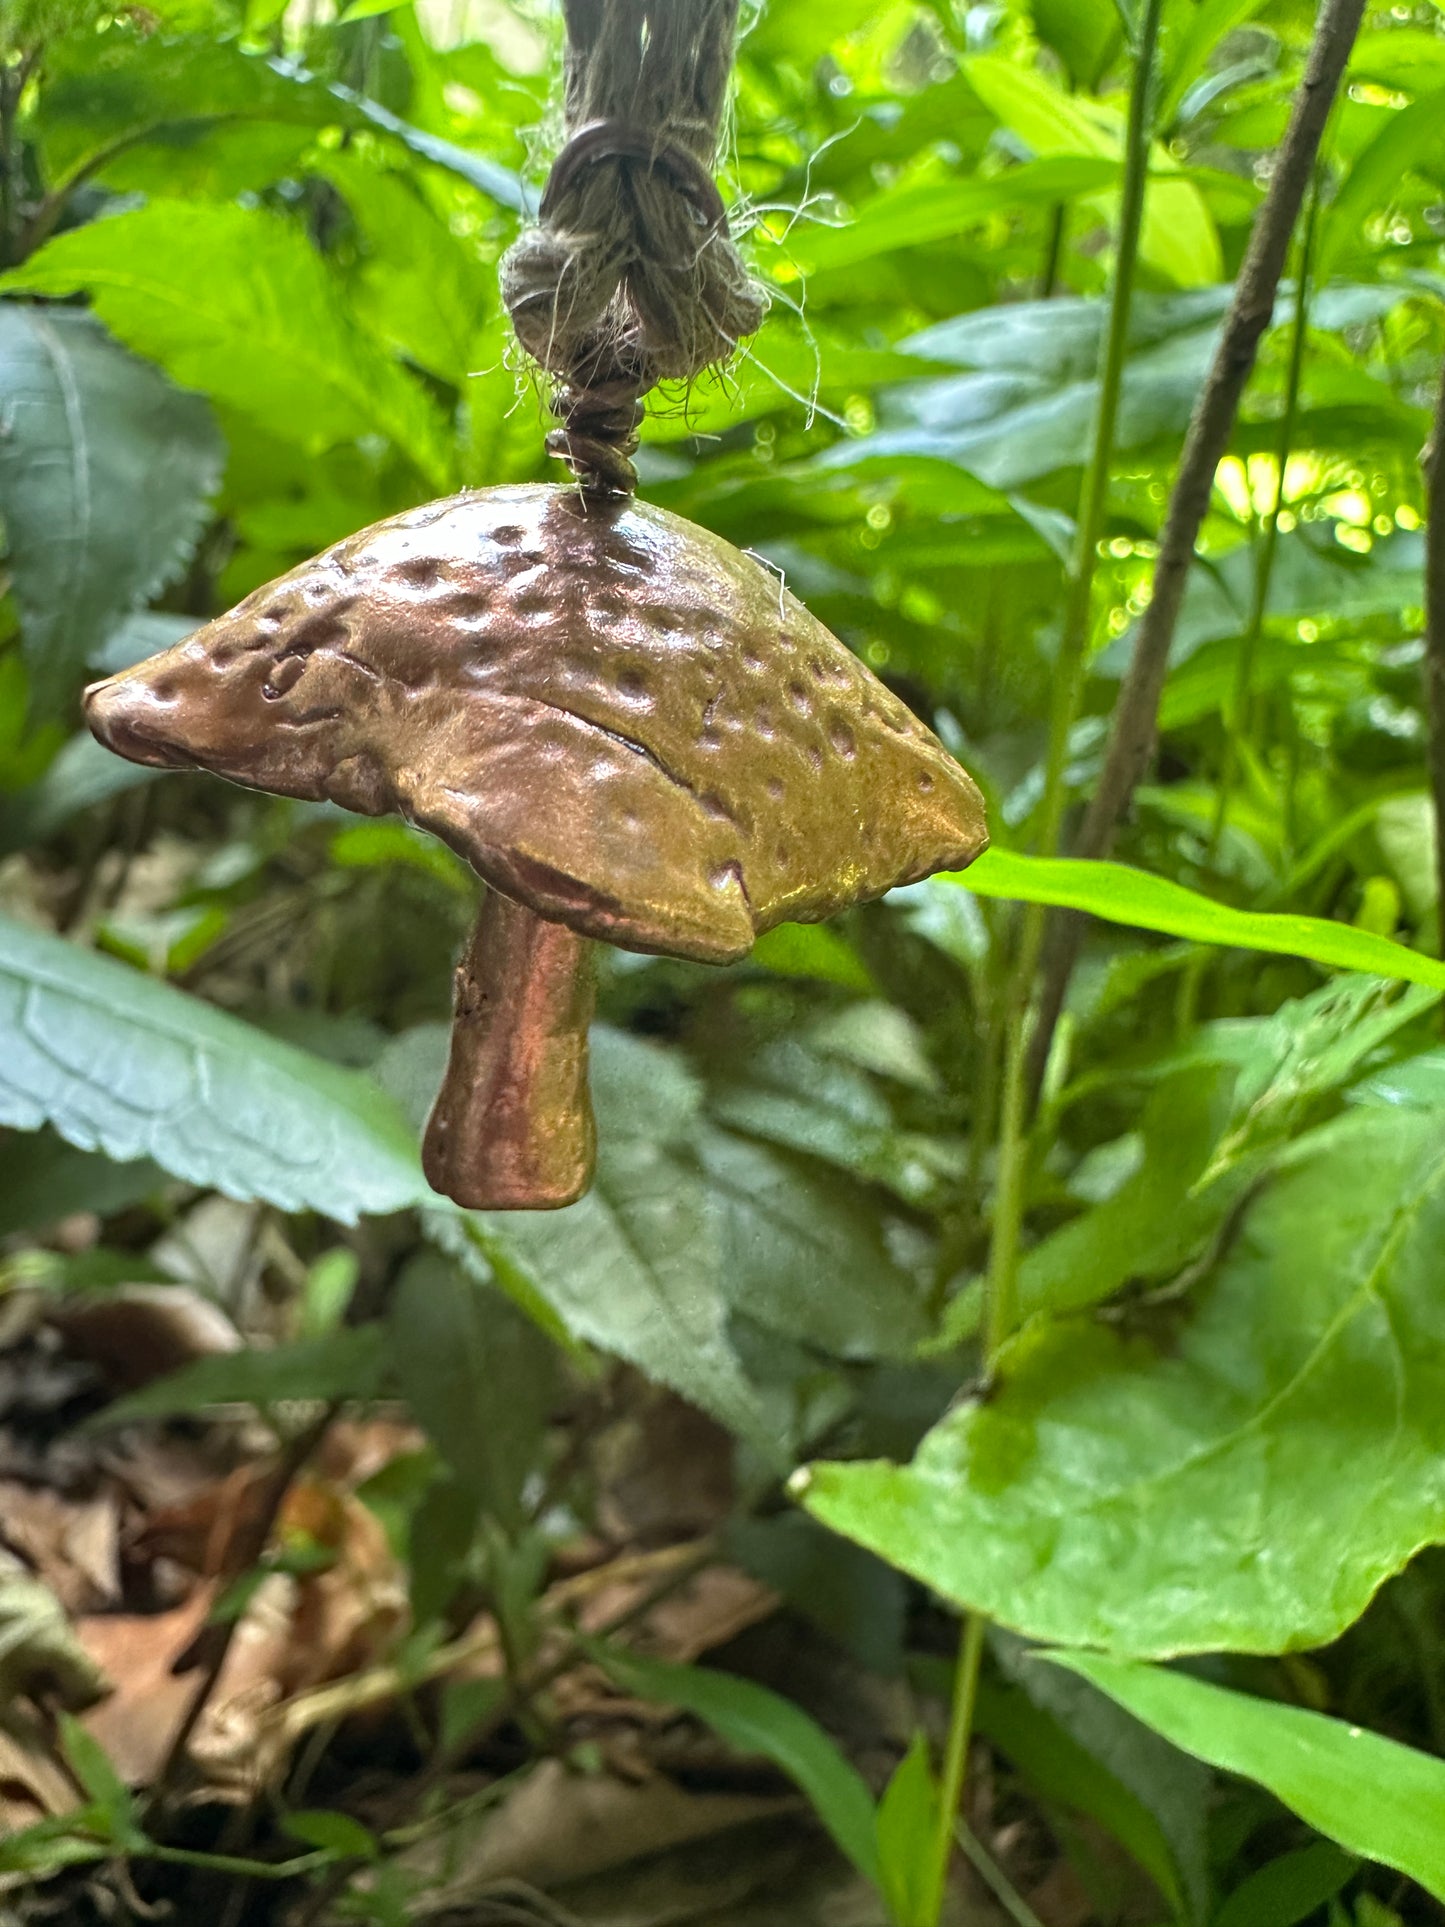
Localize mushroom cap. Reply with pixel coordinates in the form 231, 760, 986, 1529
85, 485, 987, 964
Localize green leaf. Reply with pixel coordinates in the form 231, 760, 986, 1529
94, 1324, 389, 1423
388, 1251, 552, 1531
874, 1733, 940, 1927
0, 305, 222, 715
706, 1035, 961, 1209
827, 283, 1408, 493
2, 202, 454, 488
1018, 1060, 1246, 1321
963, 54, 1221, 285
955, 848, 1445, 990
0, 912, 431, 1220
1157, 0, 1269, 125
33, 27, 526, 210
692, 1125, 931, 1359
971, 1658, 1207, 1921
1213, 1843, 1358, 1927
439, 1031, 772, 1450
58, 1716, 141, 1845
320, 152, 492, 387
283, 1810, 379, 1861
1320, 84, 1445, 274
1049, 1654, 1445, 1903
802, 1103, 1445, 1656
1032, 0, 1124, 89
790, 156, 1120, 275
596, 1647, 882, 1889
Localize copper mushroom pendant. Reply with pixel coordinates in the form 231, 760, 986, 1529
84, 486, 988, 1210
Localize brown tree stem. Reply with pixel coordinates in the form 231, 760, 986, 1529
1426, 360, 1445, 958
423, 892, 597, 1211
1027, 0, 1366, 1092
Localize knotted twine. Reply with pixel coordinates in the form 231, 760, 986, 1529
500, 0, 767, 495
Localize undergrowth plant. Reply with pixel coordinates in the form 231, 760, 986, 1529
3, 1, 1445, 1923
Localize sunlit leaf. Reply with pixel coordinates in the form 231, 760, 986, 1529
955, 848, 1445, 990
2, 201, 455, 487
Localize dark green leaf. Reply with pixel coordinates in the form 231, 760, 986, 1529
596, 1646, 882, 1889
95, 1324, 388, 1422
0, 305, 222, 714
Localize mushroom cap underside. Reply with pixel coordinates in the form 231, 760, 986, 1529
84, 485, 988, 963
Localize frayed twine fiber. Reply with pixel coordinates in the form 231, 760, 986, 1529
501, 0, 767, 493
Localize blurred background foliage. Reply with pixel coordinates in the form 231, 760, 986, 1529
4, 0, 1445, 1922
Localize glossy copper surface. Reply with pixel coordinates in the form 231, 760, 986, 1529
84, 483, 989, 1208
423, 891, 597, 1209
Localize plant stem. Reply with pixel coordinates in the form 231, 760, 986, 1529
146, 1402, 340, 1814
1209, 172, 1321, 860
923, 22, 1165, 1916
955, 1823, 1049, 1927
1026, 0, 1368, 1086
927, 1611, 987, 1922
1425, 353, 1445, 958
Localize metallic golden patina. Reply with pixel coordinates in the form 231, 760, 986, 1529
84, 484, 989, 1209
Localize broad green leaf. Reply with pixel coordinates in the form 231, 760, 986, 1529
321, 152, 491, 387
954, 849, 1445, 990
828, 283, 1409, 492
982, 1629, 1211, 1921
1051, 1654, 1445, 1903
802, 1104, 1445, 1656
874, 1733, 939, 1927
33, 28, 526, 210
1032, 0, 1123, 88
692, 1125, 931, 1359
0, 306, 222, 715
1320, 85, 1445, 274
1197, 975, 1440, 1183
1213, 1843, 1358, 1927
2, 202, 454, 488
789, 156, 1119, 275
428, 1026, 928, 1450
1018, 1062, 1245, 1322
963, 54, 1221, 285
422, 1029, 770, 1445
1157, 0, 1269, 125
0, 913, 431, 1220
388, 1251, 552, 1531
596, 1647, 882, 1889
94, 1325, 389, 1423
706, 1035, 962, 1209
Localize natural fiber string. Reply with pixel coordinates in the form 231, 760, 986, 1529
500, 0, 767, 494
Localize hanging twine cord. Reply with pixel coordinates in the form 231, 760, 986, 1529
500, 0, 767, 495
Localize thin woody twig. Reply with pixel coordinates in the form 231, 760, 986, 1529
1027, 0, 1367, 1090
1425, 359, 1445, 958
147, 1402, 341, 1812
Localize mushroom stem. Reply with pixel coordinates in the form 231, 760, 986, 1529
423, 891, 597, 1210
